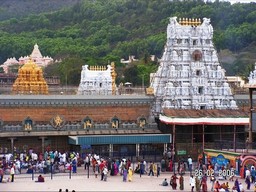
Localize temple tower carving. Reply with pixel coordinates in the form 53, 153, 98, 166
150, 17, 237, 116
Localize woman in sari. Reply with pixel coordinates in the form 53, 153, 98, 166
128, 167, 133, 182
201, 175, 207, 192
179, 175, 184, 190
170, 174, 178, 190
195, 176, 201, 192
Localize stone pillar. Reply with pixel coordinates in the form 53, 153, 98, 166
136, 144, 140, 158
109, 144, 113, 157
39, 136, 47, 155
164, 143, 168, 154
9, 137, 16, 155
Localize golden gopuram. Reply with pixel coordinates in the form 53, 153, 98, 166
12, 58, 48, 94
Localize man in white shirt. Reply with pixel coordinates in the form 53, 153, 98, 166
190, 175, 195, 191
10, 164, 15, 182
245, 168, 251, 179
188, 156, 193, 173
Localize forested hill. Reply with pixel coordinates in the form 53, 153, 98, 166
0, 0, 255, 86
0, 0, 81, 21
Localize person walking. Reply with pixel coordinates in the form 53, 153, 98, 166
195, 176, 201, 192
103, 166, 108, 181
153, 162, 157, 176
148, 162, 154, 176
10, 164, 15, 182
84, 155, 90, 170
123, 168, 127, 182
201, 174, 208, 192
157, 164, 160, 177
99, 161, 105, 181
245, 175, 251, 190
94, 162, 99, 178
252, 165, 256, 183
188, 156, 193, 173
128, 167, 133, 182
179, 174, 184, 190
0, 163, 4, 183
170, 173, 178, 190
210, 176, 216, 191
190, 175, 195, 192
72, 158, 77, 173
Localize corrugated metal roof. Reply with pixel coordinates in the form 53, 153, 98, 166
69, 134, 172, 145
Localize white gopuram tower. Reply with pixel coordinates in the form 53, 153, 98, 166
77, 62, 117, 95
150, 17, 237, 116
248, 63, 256, 86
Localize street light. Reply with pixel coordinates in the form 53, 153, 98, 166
142, 75, 144, 94
172, 124, 176, 174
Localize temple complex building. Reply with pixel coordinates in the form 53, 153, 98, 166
148, 17, 249, 161
1, 44, 53, 74
1, 57, 19, 74
0, 17, 254, 168
12, 58, 48, 94
150, 17, 238, 116
19, 44, 54, 68
77, 62, 117, 95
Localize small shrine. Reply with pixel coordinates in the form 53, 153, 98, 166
77, 62, 117, 95
12, 58, 48, 94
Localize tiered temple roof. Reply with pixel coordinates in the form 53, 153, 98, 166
12, 58, 48, 95
1, 44, 53, 73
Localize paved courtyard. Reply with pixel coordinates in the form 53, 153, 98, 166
0, 167, 254, 192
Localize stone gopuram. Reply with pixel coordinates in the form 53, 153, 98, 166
77, 62, 117, 95
12, 58, 48, 95
248, 63, 256, 86
150, 17, 238, 115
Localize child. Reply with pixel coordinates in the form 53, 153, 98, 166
103, 166, 108, 181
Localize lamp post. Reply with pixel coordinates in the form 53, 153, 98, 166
249, 87, 254, 150
142, 75, 144, 94
172, 124, 176, 174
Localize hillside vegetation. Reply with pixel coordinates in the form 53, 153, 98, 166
0, 0, 81, 21
0, 0, 255, 86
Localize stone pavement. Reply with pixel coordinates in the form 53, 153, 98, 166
0, 167, 254, 192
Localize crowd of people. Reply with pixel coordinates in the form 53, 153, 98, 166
157, 155, 256, 192
0, 149, 140, 183
1, 149, 256, 192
